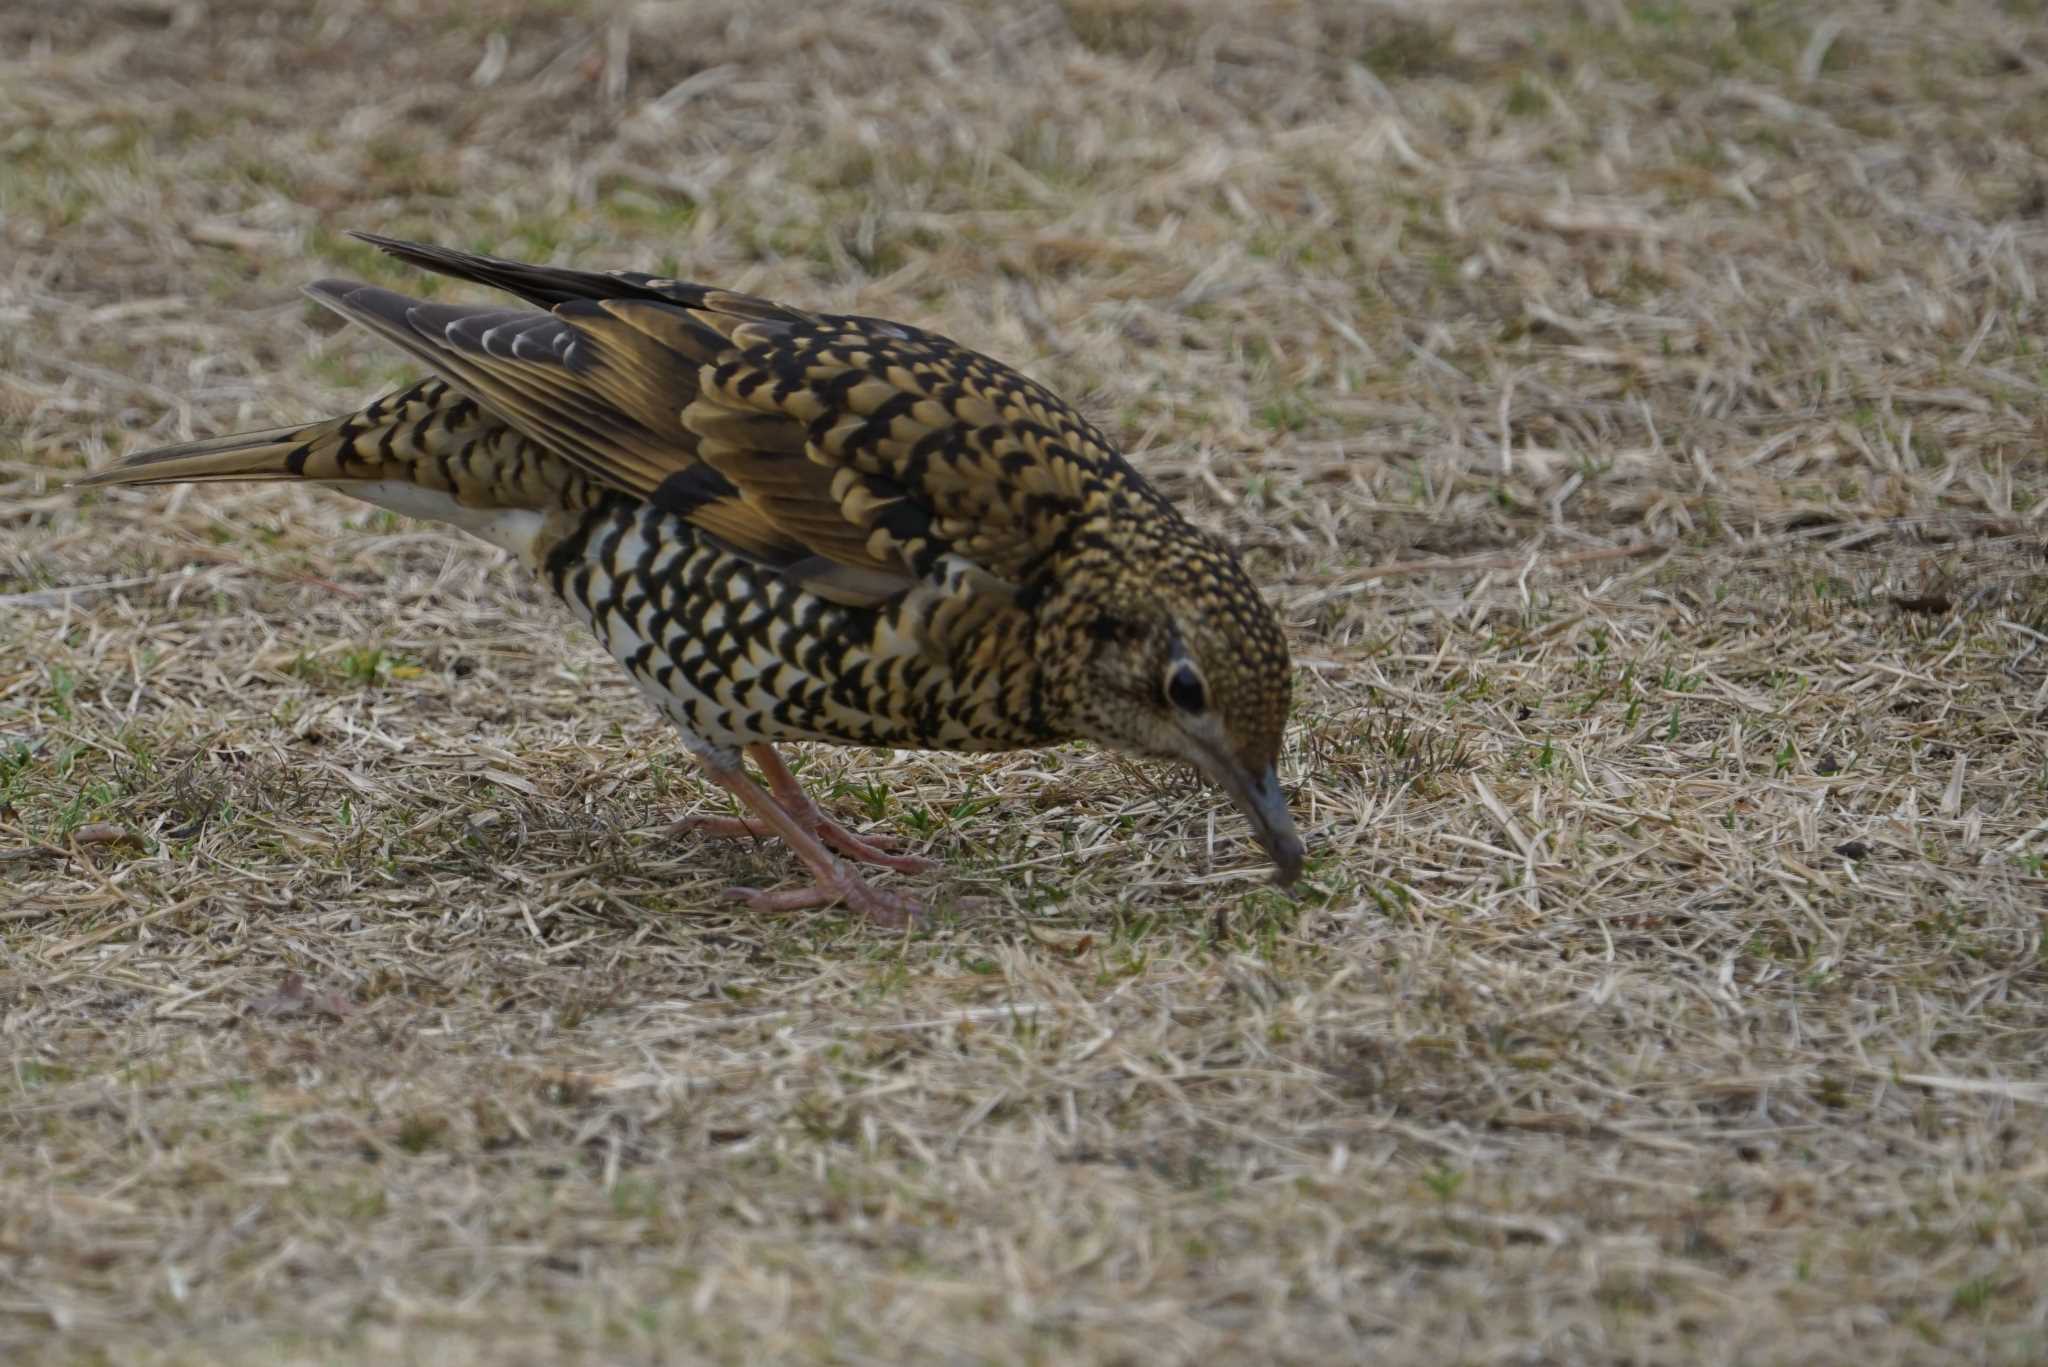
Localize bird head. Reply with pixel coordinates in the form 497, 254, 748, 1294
1050, 525, 1304, 885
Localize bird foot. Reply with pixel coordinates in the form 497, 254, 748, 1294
722, 875, 926, 929
687, 746, 934, 930
676, 812, 938, 874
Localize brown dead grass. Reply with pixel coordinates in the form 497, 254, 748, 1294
4, 0, 2048, 1362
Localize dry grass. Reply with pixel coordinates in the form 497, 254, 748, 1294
4, 0, 2048, 1361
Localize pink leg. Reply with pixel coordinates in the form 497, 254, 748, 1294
678, 744, 937, 875
695, 752, 925, 928
749, 746, 939, 873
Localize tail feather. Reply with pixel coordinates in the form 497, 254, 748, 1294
70, 421, 329, 488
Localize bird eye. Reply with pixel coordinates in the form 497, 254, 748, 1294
1166, 664, 1206, 713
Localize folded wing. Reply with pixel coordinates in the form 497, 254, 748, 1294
317, 236, 1158, 630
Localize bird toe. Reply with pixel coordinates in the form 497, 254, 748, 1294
720, 878, 926, 929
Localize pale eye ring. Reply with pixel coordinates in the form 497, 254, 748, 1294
1166, 663, 1207, 714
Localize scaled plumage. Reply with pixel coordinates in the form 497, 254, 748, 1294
77, 234, 1303, 924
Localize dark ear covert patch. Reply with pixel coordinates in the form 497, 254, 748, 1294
1088, 613, 1136, 644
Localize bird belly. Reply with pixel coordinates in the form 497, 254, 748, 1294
542, 498, 1043, 755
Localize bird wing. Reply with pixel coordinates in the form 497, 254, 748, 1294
323, 236, 1158, 619
682, 304, 1154, 585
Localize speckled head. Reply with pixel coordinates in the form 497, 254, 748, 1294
1048, 519, 1303, 885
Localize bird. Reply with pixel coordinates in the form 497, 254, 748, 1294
75, 232, 1303, 926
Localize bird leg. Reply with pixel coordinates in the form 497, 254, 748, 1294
679, 744, 937, 874
692, 751, 926, 928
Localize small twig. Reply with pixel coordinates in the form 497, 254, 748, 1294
0, 572, 185, 607
1292, 542, 1666, 608
39, 893, 212, 961
159, 541, 366, 600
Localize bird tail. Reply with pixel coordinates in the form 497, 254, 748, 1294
73, 377, 575, 507
72, 377, 472, 491
71, 376, 592, 561
71, 420, 338, 489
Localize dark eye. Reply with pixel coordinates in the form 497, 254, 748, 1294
1166, 664, 1206, 713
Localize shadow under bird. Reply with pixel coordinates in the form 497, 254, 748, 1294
77, 233, 1303, 925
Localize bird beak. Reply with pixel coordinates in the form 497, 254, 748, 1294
1197, 753, 1305, 886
